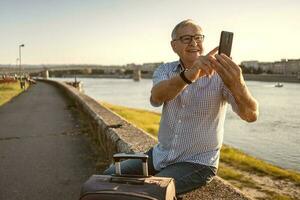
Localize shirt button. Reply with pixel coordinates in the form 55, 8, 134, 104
178, 120, 181, 123
185, 90, 188, 93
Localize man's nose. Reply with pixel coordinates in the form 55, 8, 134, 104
189, 38, 197, 46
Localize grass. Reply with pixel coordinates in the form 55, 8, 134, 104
100, 102, 161, 136
217, 163, 260, 190
220, 145, 300, 184
100, 102, 300, 186
259, 189, 294, 200
0, 82, 27, 106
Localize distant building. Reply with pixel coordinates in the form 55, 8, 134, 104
141, 62, 163, 72
285, 59, 300, 74
241, 61, 259, 69
258, 62, 273, 72
241, 59, 300, 74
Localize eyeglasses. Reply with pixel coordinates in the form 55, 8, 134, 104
173, 34, 205, 44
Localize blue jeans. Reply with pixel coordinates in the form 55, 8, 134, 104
103, 148, 217, 195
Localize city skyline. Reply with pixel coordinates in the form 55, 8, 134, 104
1, 0, 299, 65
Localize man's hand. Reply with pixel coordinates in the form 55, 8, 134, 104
209, 53, 259, 122
209, 53, 244, 91
185, 47, 219, 82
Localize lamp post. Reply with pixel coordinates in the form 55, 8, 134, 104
19, 44, 25, 77
16, 58, 19, 67
16, 58, 19, 78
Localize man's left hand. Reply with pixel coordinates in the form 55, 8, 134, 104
209, 53, 245, 93
209, 53, 259, 122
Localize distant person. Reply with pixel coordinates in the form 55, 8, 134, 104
20, 77, 25, 89
103, 19, 259, 196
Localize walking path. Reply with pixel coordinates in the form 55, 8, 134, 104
0, 82, 95, 200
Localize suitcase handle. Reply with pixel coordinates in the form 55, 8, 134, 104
113, 152, 149, 177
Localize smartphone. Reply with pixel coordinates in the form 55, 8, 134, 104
218, 31, 234, 57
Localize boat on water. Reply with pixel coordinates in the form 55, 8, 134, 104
275, 82, 284, 87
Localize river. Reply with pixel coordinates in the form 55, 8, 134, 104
52, 77, 300, 172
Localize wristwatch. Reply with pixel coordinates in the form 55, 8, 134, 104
180, 70, 193, 85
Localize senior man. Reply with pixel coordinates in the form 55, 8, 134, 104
104, 19, 259, 195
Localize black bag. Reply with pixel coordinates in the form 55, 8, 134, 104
80, 153, 176, 200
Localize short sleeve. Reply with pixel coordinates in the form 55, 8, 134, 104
152, 63, 170, 86
150, 63, 171, 107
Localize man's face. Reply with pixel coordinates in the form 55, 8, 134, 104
171, 24, 204, 65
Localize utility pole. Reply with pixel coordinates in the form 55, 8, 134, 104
19, 44, 25, 77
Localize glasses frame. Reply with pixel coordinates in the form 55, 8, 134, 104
173, 34, 205, 44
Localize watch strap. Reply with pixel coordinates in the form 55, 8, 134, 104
180, 70, 193, 84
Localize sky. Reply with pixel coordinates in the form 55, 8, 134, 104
0, 0, 299, 65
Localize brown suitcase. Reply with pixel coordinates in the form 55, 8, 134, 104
80, 153, 176, 200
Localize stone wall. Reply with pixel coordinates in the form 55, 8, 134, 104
39, 79, 253, 200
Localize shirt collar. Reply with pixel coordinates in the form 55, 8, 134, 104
172, 59, 186, 72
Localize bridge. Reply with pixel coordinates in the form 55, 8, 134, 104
0, 63, 161, 80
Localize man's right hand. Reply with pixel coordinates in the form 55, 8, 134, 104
185, 47, 219, 82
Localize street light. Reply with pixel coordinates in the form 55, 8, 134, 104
16, 58, 19, 68
14, 58, 19, 79
19, 44, 25, 76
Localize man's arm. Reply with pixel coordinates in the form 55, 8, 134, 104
151, 60, 214, 105
151, 63, 208, 105
151, 75, 188, 105
151, 47, 219, 106
228, 81, 259, 122
209, 54, 259, 122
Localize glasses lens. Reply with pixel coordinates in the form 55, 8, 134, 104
180, 35, 192, 44
194, 35, 204, 42
179, 35, 204, 44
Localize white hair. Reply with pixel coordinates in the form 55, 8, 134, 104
171, 19, 202, 40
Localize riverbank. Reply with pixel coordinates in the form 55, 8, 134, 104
100, 102, 300, 200
243, 74, 300, 83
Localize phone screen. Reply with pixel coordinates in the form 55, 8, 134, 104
218, 31, 234, 57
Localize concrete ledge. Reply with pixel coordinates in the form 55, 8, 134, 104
39, 79, 253, 200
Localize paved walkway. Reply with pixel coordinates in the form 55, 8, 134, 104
0, 82, 95, 200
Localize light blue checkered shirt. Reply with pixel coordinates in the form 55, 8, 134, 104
151, 61, 238, 170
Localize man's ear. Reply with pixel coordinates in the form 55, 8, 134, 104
171, 41, 177, 53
